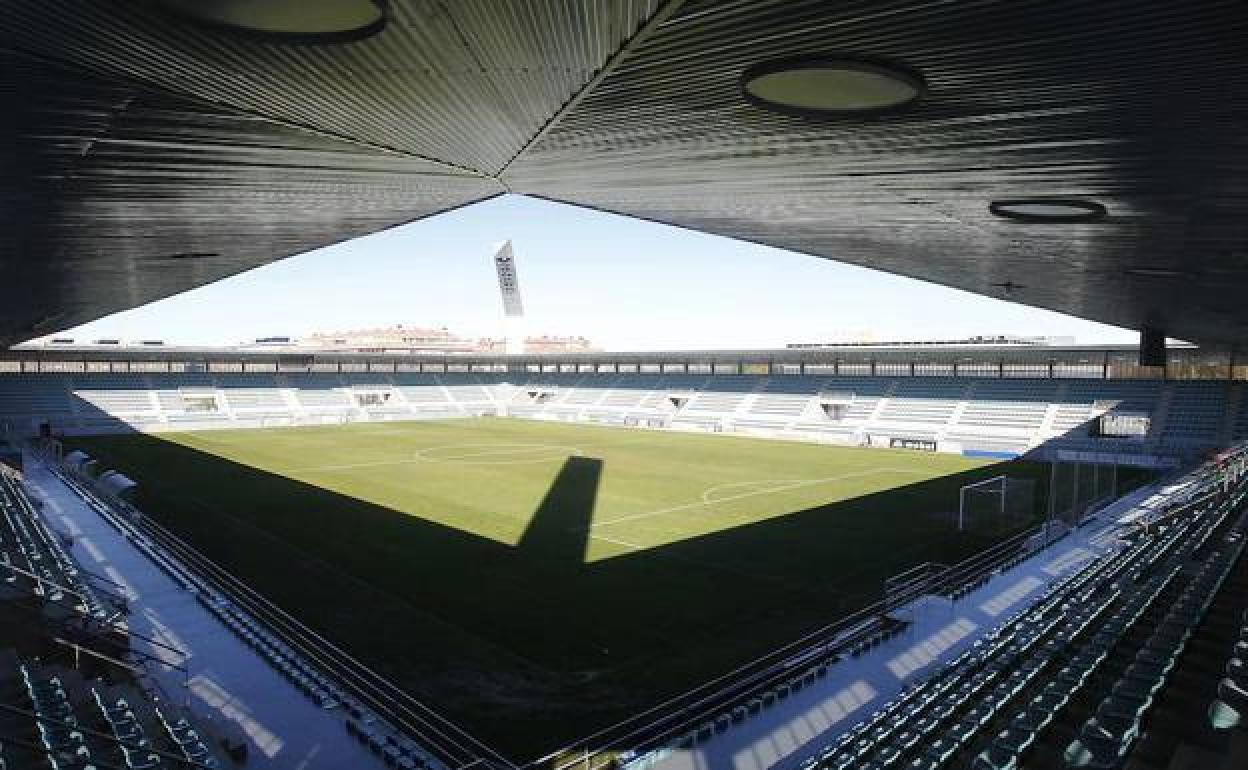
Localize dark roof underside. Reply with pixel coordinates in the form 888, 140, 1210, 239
3, 0, 1246, 345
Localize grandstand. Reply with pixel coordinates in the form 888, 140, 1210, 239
1, 342, 1246, 766
1, 461, 230, 770
9, 410, 1237, 770
0, 344, 1240, 465
791, 460, 1248, 770
5, 1, 1248, 769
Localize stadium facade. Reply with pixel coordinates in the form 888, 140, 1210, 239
0, 341, 1243, 467
3, 342, 1248, 770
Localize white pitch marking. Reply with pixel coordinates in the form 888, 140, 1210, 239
416, 443, 583, 463
284, 442, 581, 473
588, 533, 646, 551
591, 467, 928, 530
701, 479, 811, 504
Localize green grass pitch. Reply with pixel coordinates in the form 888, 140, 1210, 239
68, 417, 1047, 758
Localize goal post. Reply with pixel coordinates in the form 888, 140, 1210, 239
958, 475, 1036, 532
959, 475, 1004, 531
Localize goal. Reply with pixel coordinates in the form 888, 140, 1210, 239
958, 475, 1036, 532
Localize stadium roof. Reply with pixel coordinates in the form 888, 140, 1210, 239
4, 1, 1247, 347
0, 341, 1180, 366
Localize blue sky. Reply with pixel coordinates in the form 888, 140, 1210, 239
62, 195, 1135, 351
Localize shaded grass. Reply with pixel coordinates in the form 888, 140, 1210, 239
69, 418, 1056, 759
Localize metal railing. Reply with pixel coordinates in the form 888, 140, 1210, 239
49, 461, 513, 770
531, 519, 1055, 770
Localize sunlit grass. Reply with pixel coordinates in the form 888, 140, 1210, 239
67, 418, 1043, 756
153, 418, 991, 562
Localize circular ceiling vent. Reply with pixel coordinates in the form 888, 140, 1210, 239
989, 198, 1108, 223
156, 0, 387, 43
742, 56, 925, 117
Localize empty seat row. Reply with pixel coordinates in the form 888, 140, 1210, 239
9, 659, 220, 770
795, 465, 1240, 770
1, 472, 109, 620
19, 665, 94, 769
154, 706, 216, 767
93, 688, 167, 769
1206, 552, 1248, 733
345, 718, 434, 769
1060, 534, 1243, 768
47, 465, 443, 770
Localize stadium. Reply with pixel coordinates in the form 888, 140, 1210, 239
3, 3, 1248, 770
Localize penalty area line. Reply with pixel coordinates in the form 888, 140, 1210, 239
588, 467, 929, 530
588, 533, 647, 551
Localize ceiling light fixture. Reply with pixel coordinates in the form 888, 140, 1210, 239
741, 55, 925, 117
155, 0, 387, 43
991, 280, 1026, 298
1124, 267, 1184, 278
989, 198, 1108, 223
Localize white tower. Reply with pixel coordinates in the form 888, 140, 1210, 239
492, 240, 525, 354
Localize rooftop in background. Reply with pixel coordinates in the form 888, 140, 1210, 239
18, 324, 600, 356
787, 335, 1078, 349
0, 340, 1211, 366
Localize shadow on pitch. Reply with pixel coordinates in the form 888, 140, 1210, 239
516, 455, 601, 564
57, 417, 1151, 758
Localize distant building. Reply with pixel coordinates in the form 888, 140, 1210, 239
299, 325, 480, 354
289, 326, 598, 354
786, 334, 1075, 349
15, 335, 162, 348
478, 335, 599, 354
231, 336, 298, 351
18, 325, 599, 354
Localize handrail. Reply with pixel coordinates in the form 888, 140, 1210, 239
51, 462, 512, 770
529, 518, 1055, 770
0, 701, 216, 769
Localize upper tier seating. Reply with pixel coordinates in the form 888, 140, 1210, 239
438, 375, 494, 404
761, 376, 822, 395
814, 378, 892, 424
748, 394, 811, 419
956, 380, 1058, 433
1048, 380, 1166, 439
220, 387, 286, 411
0, 377, 74, 417
1232, 398, 1248, 443
69, 375, 155, 416
158, 372, 215, 387
286, 374, 351, 408
1163, 381, 1229, 448
1, 373, 1241, 460
876, 378, 968, 424
396, 373, 448, 404
684, 391, 749, 413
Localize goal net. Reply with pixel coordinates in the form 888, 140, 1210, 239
958, 475, 1036, 532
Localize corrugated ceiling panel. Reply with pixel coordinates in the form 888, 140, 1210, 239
3, 0, 1248, 346
507, 0, 1248, 342
2, 0, 661, 174
1, 52, 500, 341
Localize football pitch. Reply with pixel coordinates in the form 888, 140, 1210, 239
69, 417, 1050, 757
